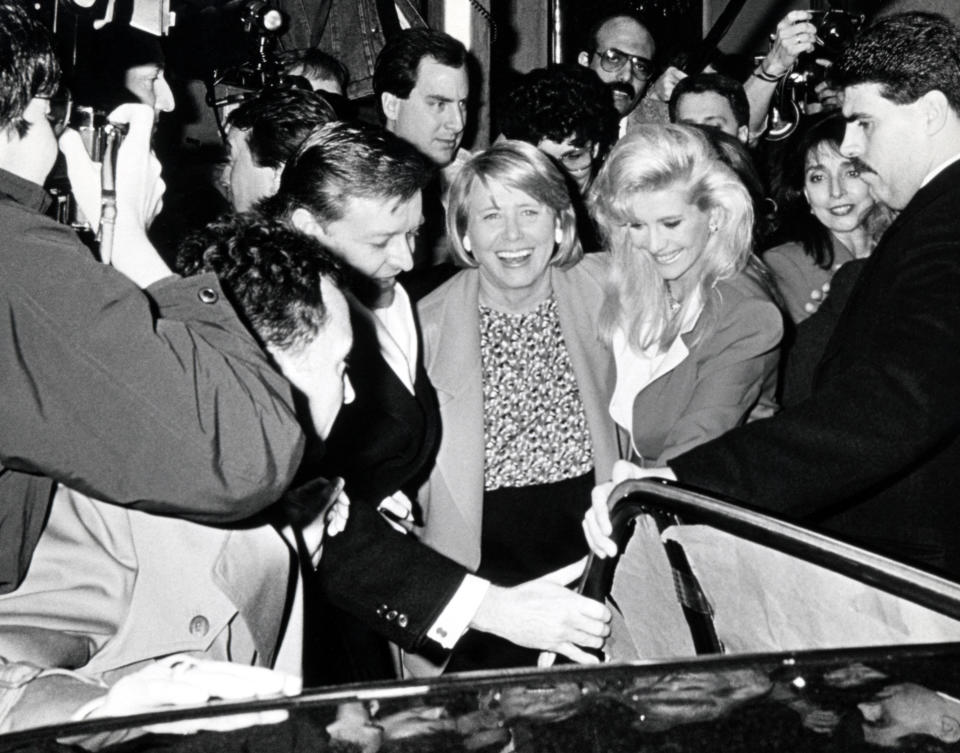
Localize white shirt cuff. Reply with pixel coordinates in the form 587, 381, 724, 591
426, 574, 490, 649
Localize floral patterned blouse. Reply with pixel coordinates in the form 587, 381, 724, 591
479, 295, 593, 491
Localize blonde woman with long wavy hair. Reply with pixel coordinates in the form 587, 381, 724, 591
589, 124, 783, 466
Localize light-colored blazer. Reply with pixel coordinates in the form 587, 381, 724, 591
0, 484, 292, 701
415, 253, 620, 573
628, 272, 783, 467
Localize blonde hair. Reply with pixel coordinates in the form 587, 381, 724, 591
588, 124, 753, 351
446, 139, 582, 269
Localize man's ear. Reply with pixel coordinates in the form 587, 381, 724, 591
578, 51, 590, 68
920, 89, 950, 136
291, 207, 324, 238
939, 715, 960, 744
381, 91, 401, 123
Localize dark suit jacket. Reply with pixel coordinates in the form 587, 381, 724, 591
316, 298, 441, 506
306, 293, 466, 680
670, 160, 960, 577
779, 260, 866, 408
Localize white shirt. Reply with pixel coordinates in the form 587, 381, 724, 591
921, 151, 960, 189
609, 292, 704, 456
366, 284, 418, 394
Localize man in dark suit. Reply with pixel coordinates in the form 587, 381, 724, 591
267, 121, 611, 681
584, 11, 960, 579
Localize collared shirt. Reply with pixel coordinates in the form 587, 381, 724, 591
921, 151, 960, 189
609, 291, 705, 456
367, 284, 419, 394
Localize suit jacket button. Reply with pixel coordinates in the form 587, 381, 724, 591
198, 287, 219, 304
397, 614, 409, 628
189, 615, 210, 636
376, 604, 388, 617
386, 610, 398, 621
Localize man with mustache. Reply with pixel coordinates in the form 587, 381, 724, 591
584, 12, 960, 581
578, 11, 658, 138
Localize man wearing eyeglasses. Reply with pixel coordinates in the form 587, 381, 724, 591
499, 64, 619, 196
578, 12, 658, 136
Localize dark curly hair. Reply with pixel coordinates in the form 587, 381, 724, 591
177, 212, 344, 352
498, 64, 619, 162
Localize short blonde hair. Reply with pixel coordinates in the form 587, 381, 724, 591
588, 124, 753, 351
446, 139, 582, 269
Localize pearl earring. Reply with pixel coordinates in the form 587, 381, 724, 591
462, 236, 472, 253
555, 225, 563, 245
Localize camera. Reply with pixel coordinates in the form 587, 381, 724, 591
49, 106, 128, 230
796, 9, 865, 91
71, 106, 128, 162
765, 8, 865, 141
807, 10, 866, 61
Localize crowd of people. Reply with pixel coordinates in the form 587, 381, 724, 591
1, 1, 960, 750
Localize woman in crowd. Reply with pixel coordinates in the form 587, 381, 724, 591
588, 124, 782, 467
412, 140, 619, 673
763, 111, 890, 323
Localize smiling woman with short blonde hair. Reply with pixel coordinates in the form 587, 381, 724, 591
412, 140, 619, 675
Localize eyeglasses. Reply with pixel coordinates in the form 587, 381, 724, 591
593, 48, 654, 79
558, 145, 594, 170
37, 88, 73, 136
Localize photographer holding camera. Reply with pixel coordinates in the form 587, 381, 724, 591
741, 9, 861, 140
0, 0, 306, 603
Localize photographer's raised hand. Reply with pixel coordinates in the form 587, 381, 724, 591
105, 103, 172, 287
58, 128, 103, 232
744, 10, 818, 138
764, 10, 818, 78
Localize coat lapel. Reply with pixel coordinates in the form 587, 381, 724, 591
424, 272, 485, 561
551, 260, 619, 480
